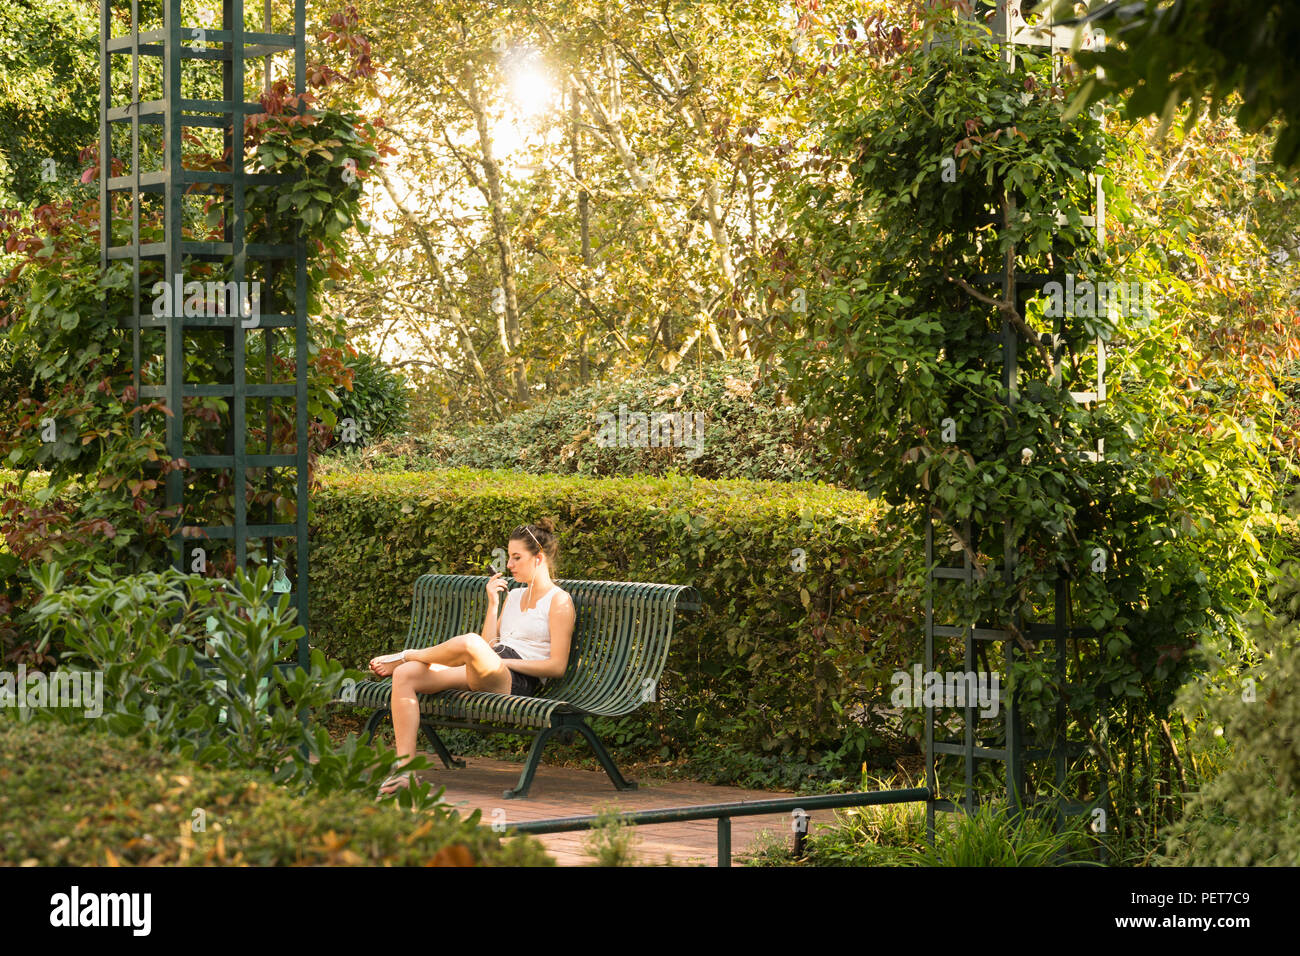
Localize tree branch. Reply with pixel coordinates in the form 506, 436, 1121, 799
946, 271, 1060, 381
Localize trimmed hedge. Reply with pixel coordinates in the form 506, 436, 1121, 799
0, 719, 553, 866
13, 464, 1300, 791
308, 467, 924, 785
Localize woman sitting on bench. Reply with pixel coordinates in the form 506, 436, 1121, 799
369, 520, 575, 795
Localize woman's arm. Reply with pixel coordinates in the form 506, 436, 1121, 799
481, 601, 500, 646
481, 572, 506, 645
498, 592, 575, 680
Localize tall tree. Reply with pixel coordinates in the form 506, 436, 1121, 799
319, 0, 820, 423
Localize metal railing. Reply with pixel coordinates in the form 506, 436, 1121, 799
493, 787, 931, 866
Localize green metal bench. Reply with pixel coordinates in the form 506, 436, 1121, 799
345, 574, 701, 798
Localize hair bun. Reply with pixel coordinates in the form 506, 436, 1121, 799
535, 517, 556, 535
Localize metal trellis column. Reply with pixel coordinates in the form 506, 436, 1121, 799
924, 0, 1110, 847
100, 0, 310, 668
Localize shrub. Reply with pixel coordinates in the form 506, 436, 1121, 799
740, 830, 801, 867
21, 562, 433, 806
1159, 560, 1300, 866
326, 349, 412, 450
0, 469, 77, 667
780, 4, 1283, 856
582, 804, 642, 866
0, 25, 390, 683
0, 186, 357, 666
0, 719, 552, 866
742, 787, 1096, 868
323, 359, 846, 484
796, 773, 929, 867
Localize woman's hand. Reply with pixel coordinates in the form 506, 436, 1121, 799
486, 571, 508, 604
370, 657, 399, 677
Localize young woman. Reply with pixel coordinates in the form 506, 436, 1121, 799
369, 520, 575, 795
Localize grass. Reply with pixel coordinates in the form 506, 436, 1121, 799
582, 804, 643, 866
741, 767, 1107, 866
898, 802, 1103, 866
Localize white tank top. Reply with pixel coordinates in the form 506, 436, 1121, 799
495, 585, 560, 662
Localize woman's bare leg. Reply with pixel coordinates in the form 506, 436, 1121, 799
390, 662, 465, 770
418, 633, 514, 676
389, 635, 513, 766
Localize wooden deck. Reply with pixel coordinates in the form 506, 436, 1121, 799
408, 755, 838, 866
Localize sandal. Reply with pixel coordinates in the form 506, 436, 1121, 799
377, 769, 418, 797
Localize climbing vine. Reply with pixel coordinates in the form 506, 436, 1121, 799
0, 4, 391, 659
781, 3, 1283, 849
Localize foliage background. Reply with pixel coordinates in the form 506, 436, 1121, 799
321, 358, 842, 483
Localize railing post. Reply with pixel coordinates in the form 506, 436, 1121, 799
716, 816, 730, 867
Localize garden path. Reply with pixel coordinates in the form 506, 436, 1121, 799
417, 756, 839, 866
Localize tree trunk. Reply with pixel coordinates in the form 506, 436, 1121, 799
376, 165, 504, 420
464, 61, 529, 404
571, 82, 591, 386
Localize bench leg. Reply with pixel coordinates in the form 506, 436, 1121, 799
363, 709, 387, 744
504, 721, 638, 798
420, 721, 467, 770
573, 720, 638, 793
504, 727, 562, 800
500, 720, 639, 799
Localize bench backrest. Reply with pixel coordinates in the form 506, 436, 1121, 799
403, 574, 700, 717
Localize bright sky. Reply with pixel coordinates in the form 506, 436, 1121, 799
490, 59, 558, 163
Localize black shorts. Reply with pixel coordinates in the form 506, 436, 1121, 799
493, 644, 542, 697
